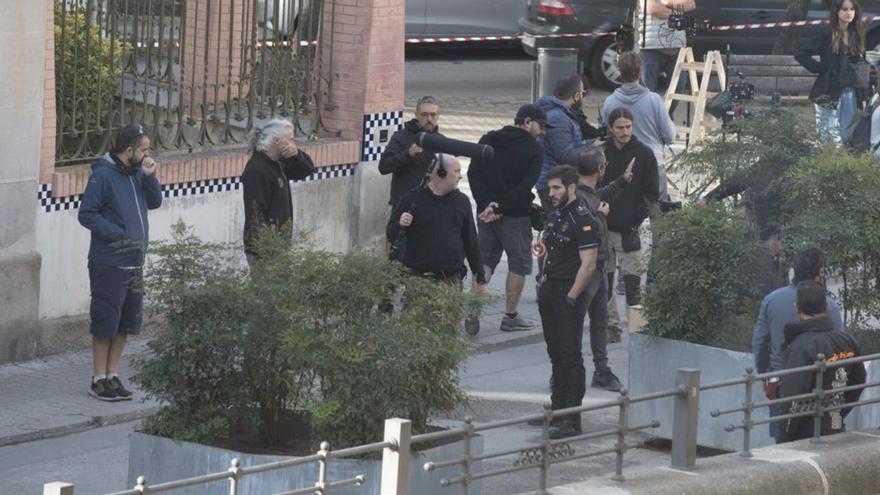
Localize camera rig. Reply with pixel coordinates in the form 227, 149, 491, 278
666, 13, 713, 37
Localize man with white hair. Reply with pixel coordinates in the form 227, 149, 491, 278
241, 119, 315, 266
387, 153, 487, 289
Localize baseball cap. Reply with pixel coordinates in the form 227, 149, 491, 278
515, 104, 554, 128
113, 123, 148, 151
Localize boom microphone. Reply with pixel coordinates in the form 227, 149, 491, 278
416, 132, 495, 161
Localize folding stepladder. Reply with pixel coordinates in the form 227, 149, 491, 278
663, 47, 727, 145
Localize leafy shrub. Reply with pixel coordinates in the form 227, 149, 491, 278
643, 204, 766, 348
135, 222, 471, 449
782, 151, 880, 329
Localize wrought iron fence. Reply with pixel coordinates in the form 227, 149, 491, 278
43, 353, 880, 495
54, 0, 332, 166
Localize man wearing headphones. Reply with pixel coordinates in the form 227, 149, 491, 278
387, 153, 487, 289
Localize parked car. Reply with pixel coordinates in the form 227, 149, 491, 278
407, 0, 525, 38
520, 0, 880, 90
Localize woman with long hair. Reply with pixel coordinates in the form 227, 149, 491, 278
795, 0, 867, 145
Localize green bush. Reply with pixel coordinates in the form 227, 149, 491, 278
54, 3, 127, 145
135, 223, 471, 450
782, 151, 880, 329
643, 204, 766, 348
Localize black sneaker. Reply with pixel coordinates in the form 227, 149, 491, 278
464, 316, 480, 336
549, 421, 582, 439
89, 379, 120, 402
108, 376, 133, 400
592, 367, 623, 392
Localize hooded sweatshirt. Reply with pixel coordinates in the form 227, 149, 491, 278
78, 153, 163, 268
535, 96, 596, 189
601, 82, 676, 197
467, 126, 543, 217
599, 136, 660, 233
379, 119, 443, 207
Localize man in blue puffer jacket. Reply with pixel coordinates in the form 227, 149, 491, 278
78, 124, 163, 402
535, 73, 600, 212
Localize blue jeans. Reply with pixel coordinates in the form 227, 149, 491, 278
640, 49, 688, 116
815, 87, 856, 146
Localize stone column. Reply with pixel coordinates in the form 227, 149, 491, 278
0, 1, 47, 361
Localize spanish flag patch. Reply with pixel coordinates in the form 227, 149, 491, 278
582, 225, 592, 232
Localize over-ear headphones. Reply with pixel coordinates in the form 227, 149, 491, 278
436, 153, 447, 178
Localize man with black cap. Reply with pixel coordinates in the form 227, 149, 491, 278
467, 104, 550, 332
78, 123, 163, 401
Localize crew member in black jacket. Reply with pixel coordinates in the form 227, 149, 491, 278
467, 104, 547, 332
241, 119, 315, 266
388, 154, 487, 288
778, 280, 866, 443
379, 95, 443, 208
599, 107, 659, 329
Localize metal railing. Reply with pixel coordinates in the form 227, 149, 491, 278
44, 353, 880, 495
54, 0, 332, 166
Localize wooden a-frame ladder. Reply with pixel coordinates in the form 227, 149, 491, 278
663, 47, 727, 144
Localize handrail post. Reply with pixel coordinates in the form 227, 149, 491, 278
462, 416, 474, 495
538, 402, 553, 494
741, 368, 756, 458
612, 389, 629, 482
812, 354, 827, 444
380, 418, 412, 495
316, 441, 331, 494
671, 368, 700, 469
43, 482, 74, 495
228, 458, 241, 495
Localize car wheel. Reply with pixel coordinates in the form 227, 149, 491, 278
589, 36, 622, 91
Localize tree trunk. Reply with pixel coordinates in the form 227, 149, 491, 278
772, 0, 811, 55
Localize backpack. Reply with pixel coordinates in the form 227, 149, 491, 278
842, 103, 878, 153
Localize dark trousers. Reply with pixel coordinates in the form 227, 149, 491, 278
539, 278, 589, 420
586, 272, 609, 369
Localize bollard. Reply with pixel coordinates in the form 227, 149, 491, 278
671, 368, 701, 469
380, 418, 412, 495
536, 48, 579, 98
43, 482, 74, 495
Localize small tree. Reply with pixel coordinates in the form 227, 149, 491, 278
644, 204, 767, 348
782, 151, 880, 330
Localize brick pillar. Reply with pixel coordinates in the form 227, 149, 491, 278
180, 0, 250, 115
39, 0, 56, 185
321, 0, 405, 141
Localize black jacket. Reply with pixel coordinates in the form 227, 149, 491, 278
387, 187, 486, 284
599, 136, 660, 233
576, 178, 626, 268
778, 315, 866, 443
467, 126, 543, 217
379, 120, 443, 207
795, 25, 866, 103
241, 150, 315, 255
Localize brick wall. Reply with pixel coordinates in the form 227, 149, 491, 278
39, 0, 55, 185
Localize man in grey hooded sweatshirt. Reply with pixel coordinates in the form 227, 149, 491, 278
601, 52, 676, 203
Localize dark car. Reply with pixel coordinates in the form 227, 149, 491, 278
407, 0, 525, 37
521, 0, 880, 90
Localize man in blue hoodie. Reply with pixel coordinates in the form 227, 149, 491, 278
79, 124, 163, 401
535, 74, 599, 212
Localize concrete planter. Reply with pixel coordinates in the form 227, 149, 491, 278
628, 333, 773, 451
127, 431, 482, 495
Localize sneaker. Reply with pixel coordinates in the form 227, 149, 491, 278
549, 421, 582, 439
89, 379, 120, 402
108, 376, 133, 400
500, 314, 535, 332
607, 325, 623, 344
592, 367, 623, 392
464, 316, 480, 336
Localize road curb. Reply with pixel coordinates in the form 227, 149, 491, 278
0, 407, 161, 448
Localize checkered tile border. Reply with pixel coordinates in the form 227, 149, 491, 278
362, 111, 404, 162
37, 163, 357, 213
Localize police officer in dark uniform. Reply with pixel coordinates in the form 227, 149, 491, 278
537, 165, 602, 439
